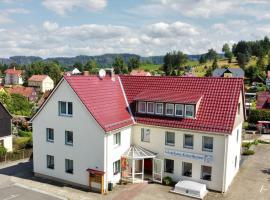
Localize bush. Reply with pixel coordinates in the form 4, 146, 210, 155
163, 176, 173, 186
13, 137, 32, 150
248, 109, 270, 124
0, 146, 7, 156
242, 142, 252, 148
18, 130, 32, 137
258, 140, 270, 144
242, 149, 255, 155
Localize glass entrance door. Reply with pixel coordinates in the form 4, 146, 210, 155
152, 158, 163, 183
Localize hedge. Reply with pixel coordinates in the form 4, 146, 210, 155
248, 109, 270, 124
18, 130, 32, 137
0, 146, 7, 156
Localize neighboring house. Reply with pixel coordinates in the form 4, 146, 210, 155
130, 69, 151, 76
4, 68, 23, 85
28, 75, 54, 93
256, 91, 270, 109
7, 86, 37, 102
0, 102, 13, 152
266, 71, 270, 89
212, 68, 245, 78
64, 68, 81, 76
31, 75, 245, 194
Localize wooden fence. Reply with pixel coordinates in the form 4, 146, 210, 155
0, 149, 32, 163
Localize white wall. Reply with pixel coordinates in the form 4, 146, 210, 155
132, 124, 226, 191
41, 77, 54, 93
0, 135, 13, 152
5, 74, 23, 85
32, 79, 105, 188
104, 127, 132, 188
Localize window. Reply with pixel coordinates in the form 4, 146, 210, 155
113, 132, 121, 146
65, 131, 73, 146
147, 102, 155, 114
202, 136, 213, 152
59, 101, 73, 116
165, 104, 174, 116
235, 156, 238, 168
65, 159, 73, 174
138, 102, 146, 113
175, 104, 184, 117
141, 128, 150, 142
184, 134, 193, 149
182, 162, 192, 177
185, 105, 195, 118
47, 155, 54, 169
165, 132, 175, 146
238, 103, 240, 115
201, 165, 212, 181
113, 160, 120, 175
155, 103, 163, 115
164, 159, 174, 173
46, 128, 54, 142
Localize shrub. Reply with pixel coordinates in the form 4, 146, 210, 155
163, 176, 173, 186
248, 109, 270, 124
242, 149, 255, 155
18, 130, 32, 137
13, 137, 32, 150
0, 146, 7, 156
242, 142, 252, 148
258, 140, 270, 144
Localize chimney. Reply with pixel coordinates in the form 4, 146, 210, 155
105, 68, 115, 81
83, 71, 90, 76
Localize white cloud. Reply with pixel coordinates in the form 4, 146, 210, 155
42, 0, 107, 15
43, 21, 59, 31
0, 8, 29, 24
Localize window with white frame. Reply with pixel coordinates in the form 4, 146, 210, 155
113, 132, 121, 146
165, 131, 175, 146
46, 128, 54, 142
141, 128, 150, 142
182, 162, 192, 177
155, 103, 163, 115
147, 102, 155, 114
185, 105, 195, 118
201, 165, 212, 181
202, 136, 213, 152
47, 155, 54, 169
164, 159, 174, 173
59, 101, 73, 116
175, 104, 184, 116
138, 102, 146, 113
184, 134, 193, 149
165, 103, 174, 116
113, 160, 120, 175
65, 159, 73, 174
65, 131, 73, 146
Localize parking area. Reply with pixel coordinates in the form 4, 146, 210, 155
0, 144, 270, 200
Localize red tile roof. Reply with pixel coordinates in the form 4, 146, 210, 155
134, 90, 202, 104
7, 86, 35, 99
120, 75, 244, 134
28, 75, 49, 82
4, 68, 22, 76
64, 75, 134, 132
256, 91, 270, 109
130, 70, 151, 76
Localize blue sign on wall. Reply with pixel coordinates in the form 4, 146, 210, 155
164, 148, 213, 163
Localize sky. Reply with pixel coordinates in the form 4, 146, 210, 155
0, 0, 270, 58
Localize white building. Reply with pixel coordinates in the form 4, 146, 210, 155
0, 103, 13, 152
31, 74, 245, 194
4, 68, 23, 85
28, 75, 54, 93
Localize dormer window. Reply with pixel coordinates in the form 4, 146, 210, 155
138, 102, 146, 113
166, 103, 174, 116
155, 103, 163, 115
175, 104, 184, 117
147, 102, 154, 114
185, 105, 195, 118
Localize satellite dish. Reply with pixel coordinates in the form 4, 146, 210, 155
99, 69, 106, 79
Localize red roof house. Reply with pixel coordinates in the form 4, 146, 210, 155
7, 86, 37, 102
4, 68, 23, 85
256, 91, 270, 109
130, 69, 151, 76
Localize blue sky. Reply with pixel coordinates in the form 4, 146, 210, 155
0, 0, 270, 58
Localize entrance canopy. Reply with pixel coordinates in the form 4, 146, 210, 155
122, 145, 156, 159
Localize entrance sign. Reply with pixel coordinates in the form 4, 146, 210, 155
164, 149, 213, 163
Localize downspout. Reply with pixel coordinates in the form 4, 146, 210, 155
105, 133, 109, 192
222, 135, 229, 193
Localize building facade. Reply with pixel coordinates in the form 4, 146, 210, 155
31, 75, 245, 193
28, 75, 54, 93
4, 68, 23, 85
0, 103, 13, 152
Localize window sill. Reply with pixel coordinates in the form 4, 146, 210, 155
165, 143, 175, 147
202, 149, 213, 152
141, 140, 150, 143
59, 114, 73, 117
164, 171, 174, 174
65, 143, 73, 146
66, 171, 74, 174
183, 146, 193, 149
47, 140, 54, 143
47, 166, 54, 170
113, 172, 120, 176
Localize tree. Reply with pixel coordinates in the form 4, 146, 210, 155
84, 60, 98, 74
127, 57, 140, 72
257, 56, 265, 72
222, 43, 233, 62
237, 53, 250, 68
9, 94, 33, 116
212, 57, 218, 70
205, 49, 218, 61
73, 62, 84, 72
162, 51, 188, 76
113, 56, 128, 74
245, 66, 259, 82
199, 55, 207, 64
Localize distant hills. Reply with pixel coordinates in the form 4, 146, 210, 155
0, 54, 204, 67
